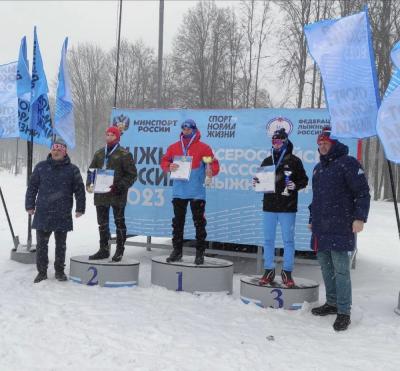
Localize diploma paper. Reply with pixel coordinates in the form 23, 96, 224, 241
170, 156, 193, 181
254, 166, 276, 193
94, 169, 115, 193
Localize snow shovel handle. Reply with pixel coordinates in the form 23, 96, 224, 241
0, 186, 18, 248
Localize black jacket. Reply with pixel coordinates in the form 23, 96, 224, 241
260, 140, 308, 212
25, 155, 86, 232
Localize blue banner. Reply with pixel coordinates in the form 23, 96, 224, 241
111, 108, 357, 250
16, 36, 32, 142
0, 62, 19, 139
304, 9, 380, 139
377, 40, 400, 164
54, 38, 75, 148
30, 27, 52, 147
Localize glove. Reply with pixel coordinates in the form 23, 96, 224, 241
287, 181, 296, 190
252, 177, 260, 187
109, 184, 123, 195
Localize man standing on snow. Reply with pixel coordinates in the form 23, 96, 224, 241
25, 139, 86, 283
160, 119, 219, 265
86, 126, 137, 262
309, 126, 370, 331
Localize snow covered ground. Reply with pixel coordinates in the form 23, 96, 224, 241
1, 169, 400, 371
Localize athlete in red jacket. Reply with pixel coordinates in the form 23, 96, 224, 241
160, 119, 219, 264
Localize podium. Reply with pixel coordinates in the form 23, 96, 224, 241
69, 255, 139, 287
240, 276, 319, 310
151, 255, 233, 294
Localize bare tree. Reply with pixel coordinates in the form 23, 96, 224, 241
223, 7, 243, 108
253, 0, 271, 108
239, 0, 256, 108
278, 0, 313, 108
110, 40, 156, 109
69, 44, 111, 168
172, 1, 230, 108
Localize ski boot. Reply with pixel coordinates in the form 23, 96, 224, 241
281, 270, 295, 288
194, 249, 205, 265
259, 269, 275, 285
166, 248, 182, 263
89, 247, 110, 260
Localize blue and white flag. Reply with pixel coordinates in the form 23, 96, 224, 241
54, 38, 75, 148
30, 26, 53, 147
376, 40, 400, 164
16, 36, 32, 141
0, 62, 19, 139
304, 9, 380, 139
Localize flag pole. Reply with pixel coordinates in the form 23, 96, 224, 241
0, 186, 19, 249
26, 130, 33, 250
157, 0, 164, 108
113, 0, 123, 108
387, 160, 400, 240
15, 139, 19, 175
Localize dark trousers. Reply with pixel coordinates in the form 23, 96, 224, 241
36, 230, 67, 273
172, 198, 207, 251
96, 205, 127, 249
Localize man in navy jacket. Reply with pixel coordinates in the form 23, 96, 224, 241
26, 139, 86, 283
309, 126, 370, 331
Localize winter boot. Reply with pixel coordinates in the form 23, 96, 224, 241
333, 314, 351, 331
194, 249, 205, 265
259, 269, 275, 285
281, 270, 295, 288
166, 248, 183, 263
311, 303, 338, 316
34, 271, 48, 283
89, 247, 110, 260
55, 270, 68, 281
112, 247, 125, 262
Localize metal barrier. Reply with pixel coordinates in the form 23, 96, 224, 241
110, 236, 357, 275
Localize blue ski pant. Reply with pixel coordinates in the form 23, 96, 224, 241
262, 211, 296, 271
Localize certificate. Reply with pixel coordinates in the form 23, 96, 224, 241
94, 169, 115, 193
254, 166, 276, 193
170, 156, 193, 181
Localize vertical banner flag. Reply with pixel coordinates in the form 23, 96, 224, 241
54, 38, 75, 148
0, 62, 19, 139
304, 9, 380, 139
17, 36, 32, 141
30, 26, 52, 147
376, 40, 400, 163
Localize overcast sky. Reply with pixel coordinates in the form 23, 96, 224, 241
0, 0, 206, 84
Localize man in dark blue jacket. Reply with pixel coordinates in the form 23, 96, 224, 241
25, 139, 86, 283
309, 126, 370, 331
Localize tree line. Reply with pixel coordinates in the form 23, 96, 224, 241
1, 0, 400, 201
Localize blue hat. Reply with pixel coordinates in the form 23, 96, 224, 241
181, 119, 197, 130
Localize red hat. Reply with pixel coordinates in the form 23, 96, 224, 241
106, 126, 121, 142
51, 139, 67, 156
317, 126, 335, 144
